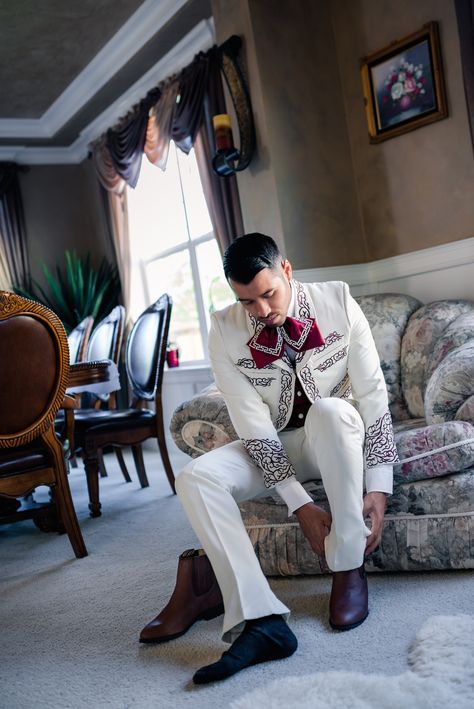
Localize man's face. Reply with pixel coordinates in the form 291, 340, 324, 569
229, 260, 293, 327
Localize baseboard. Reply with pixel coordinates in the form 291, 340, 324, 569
293, 237, 474, 302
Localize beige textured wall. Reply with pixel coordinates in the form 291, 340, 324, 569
19, 160, 114, 288
332, 0, 474, 260
248, 0, 366, 268
213, 0, 474, 265
213, 0, 365, 268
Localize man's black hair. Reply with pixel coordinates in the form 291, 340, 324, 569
223, 233, 282, 284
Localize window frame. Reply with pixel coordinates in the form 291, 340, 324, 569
138, 229, 216, 364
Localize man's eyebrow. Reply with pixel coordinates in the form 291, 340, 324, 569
238, 288, 273, 303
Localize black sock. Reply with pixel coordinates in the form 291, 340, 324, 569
193, 614, 298, 684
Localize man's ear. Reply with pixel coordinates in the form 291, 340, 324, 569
282, 259, 293, 282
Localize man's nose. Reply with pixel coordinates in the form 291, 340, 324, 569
254, 300, 271, 318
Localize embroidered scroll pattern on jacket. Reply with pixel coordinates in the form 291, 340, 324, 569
314, 331, 343, 353
296, 282, 311, 318
275, 369, 293, 429
330, 373, 351, 398
242, 438, 295, 487
316, 346, 348, 372
299, 365, 320, 401
364, 411, 399, 466
237, 357, 276, 370
245, 376, 275, 387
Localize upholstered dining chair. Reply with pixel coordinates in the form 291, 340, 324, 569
84, 305, 125, 409
0, 291, 87, 559
71, 294, 175, 517
68, 305, 127, 478
68, 315, 94, 364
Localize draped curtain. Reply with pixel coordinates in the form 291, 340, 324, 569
455, 0, 474, 152
98, 185, 131, 314
91, 43, 244, 262
194, 48, 244, 255
0, 238, 10, 290
0, 163, 30, 290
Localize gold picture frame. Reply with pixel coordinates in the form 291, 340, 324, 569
360, 21, 448, 144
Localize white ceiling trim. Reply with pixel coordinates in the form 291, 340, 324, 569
0, 0, 189, 139
0, 19, 215, 164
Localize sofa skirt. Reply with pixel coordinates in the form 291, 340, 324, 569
239, 468, 474, 575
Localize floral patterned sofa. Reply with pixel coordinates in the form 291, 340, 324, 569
170, 293, 474, 574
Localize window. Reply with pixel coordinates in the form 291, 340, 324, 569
127, 142, 234, 364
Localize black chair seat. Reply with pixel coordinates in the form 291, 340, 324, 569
73, 408, 154, 435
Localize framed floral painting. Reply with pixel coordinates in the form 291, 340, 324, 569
360, 22, 448, 143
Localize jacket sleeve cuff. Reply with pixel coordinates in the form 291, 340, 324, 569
275, 477, 313, 516
365, 464, 393, 495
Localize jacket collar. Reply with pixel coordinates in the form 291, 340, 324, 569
244, 280, 317, 371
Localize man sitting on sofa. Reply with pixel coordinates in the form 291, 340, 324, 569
140, 233, 398, 684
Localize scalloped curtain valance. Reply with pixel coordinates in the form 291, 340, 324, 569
91, 42, 244, 257
90, 46, 221, 193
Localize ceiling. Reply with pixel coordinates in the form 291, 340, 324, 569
0, 0, 214, 164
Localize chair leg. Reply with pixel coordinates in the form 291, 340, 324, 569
70, 455, 78, 469
115, 447, 132, 483
84, 456, 102, 518
131, 445, 149, 488
43, 428, 87, 558
53, 479, 88, 558
98, 449, 108, 478
155, 402, 176, 494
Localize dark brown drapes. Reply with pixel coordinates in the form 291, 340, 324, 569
0, 163, 30, 289
194, 47, 243, 255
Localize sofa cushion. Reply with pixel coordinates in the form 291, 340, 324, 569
401, 300, 473, 418
424, 341, 474, 425
426, 311, 474, 382
394, 420, 474, 484
356, 293, 421, 421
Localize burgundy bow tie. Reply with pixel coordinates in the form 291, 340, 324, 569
247, 316, 325, 368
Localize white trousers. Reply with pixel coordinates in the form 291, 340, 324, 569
175, 398, 370, 642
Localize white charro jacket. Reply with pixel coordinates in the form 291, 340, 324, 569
208, 280, 398, 495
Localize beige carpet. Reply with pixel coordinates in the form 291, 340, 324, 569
1, 447, 473, 709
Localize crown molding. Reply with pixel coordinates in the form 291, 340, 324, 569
0, 0, 189, 140
0, 19, 215, 165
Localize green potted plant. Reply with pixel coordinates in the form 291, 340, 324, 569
15, 251, 121, 333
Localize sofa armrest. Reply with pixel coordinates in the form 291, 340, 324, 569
424, 342, 474, 425
169, 383, 237, 458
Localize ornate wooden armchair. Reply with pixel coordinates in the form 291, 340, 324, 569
0, 291, 87, 559
72, 294, 175, 517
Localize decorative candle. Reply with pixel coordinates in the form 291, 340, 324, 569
213, 114, 234, 152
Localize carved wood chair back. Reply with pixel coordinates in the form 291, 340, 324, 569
0, 291, 87, 558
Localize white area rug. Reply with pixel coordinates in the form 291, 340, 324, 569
231, 615, 474, 709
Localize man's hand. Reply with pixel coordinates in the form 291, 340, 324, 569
295, 502, 332, 557
363, 492, 387, 556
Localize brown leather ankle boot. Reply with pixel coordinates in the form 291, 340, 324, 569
329, 564, 368, 631
139, 548, 224, 643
